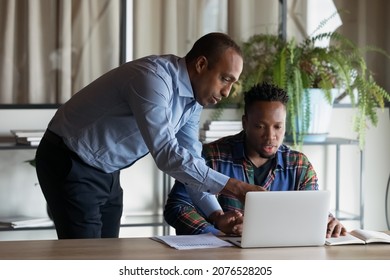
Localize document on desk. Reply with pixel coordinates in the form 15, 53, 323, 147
151, 233, 233, 250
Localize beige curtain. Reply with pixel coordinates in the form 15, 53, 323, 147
227, 0, 279, 42
132, 0, 279, 59
3, 0, 386, 104
0, 0, 120, 104
133, 0, 202, 58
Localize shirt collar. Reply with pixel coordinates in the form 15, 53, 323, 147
177, 57, 194, 99
275, 145, 286, 169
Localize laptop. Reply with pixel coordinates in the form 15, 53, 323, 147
226, 190, 330, 248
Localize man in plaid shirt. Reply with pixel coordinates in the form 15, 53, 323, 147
164, 82, 346, 238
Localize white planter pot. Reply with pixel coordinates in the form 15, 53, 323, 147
287, 88, 340, 142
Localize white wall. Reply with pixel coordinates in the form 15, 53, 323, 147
0, 108, 57, 221
0, 108, 167, 240
328, 107, 390, 231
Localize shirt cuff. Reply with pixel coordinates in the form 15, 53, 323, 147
200, 169, 230, 194
202, 224, 221, 235
185, 187, 223, 218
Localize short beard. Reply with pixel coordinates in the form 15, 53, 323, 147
257, 151, 276, 159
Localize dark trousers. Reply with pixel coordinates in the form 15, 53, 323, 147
35, 130, 123, 239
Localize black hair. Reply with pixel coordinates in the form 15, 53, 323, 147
244, 82, 289, 115
185, 32, 242, 68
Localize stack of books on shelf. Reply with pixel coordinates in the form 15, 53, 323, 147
199, 120, 242, 143
0, 216, 53, 229
11, 129, 45, 146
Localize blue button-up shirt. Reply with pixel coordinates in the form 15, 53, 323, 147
48, 55, 229, 211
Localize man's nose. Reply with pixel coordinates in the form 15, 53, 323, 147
265, 127, 276, 139
221, 84, 233, 98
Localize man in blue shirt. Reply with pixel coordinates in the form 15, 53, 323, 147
164, 82, 347, 238
35, 32, 263, 239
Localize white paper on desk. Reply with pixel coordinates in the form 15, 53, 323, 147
151, 233, 233, 250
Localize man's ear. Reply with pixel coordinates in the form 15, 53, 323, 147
195, 56, 208, 73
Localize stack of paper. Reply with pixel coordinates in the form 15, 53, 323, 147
11, 129, 45, 146
0, 216, 54, 229
151, 233, 233, 250
200, 120, 242, 143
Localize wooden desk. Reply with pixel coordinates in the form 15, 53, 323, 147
0, 237, 389, 260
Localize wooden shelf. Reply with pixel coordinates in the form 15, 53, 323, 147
0, 137, 38, 150
0, 215, 168, 232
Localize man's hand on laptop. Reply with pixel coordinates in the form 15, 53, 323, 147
222, 178, 266, 204
326, 215, 347, 238
208, 210, 244, 236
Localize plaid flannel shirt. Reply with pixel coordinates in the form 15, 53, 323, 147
163, 131, 318, 235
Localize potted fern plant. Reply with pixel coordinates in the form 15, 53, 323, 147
237, 31, 390, 148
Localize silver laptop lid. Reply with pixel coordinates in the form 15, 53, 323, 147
240, 190, 330, 248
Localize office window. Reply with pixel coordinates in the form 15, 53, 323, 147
202, 0, 228, 34
0, 0, 121, 104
